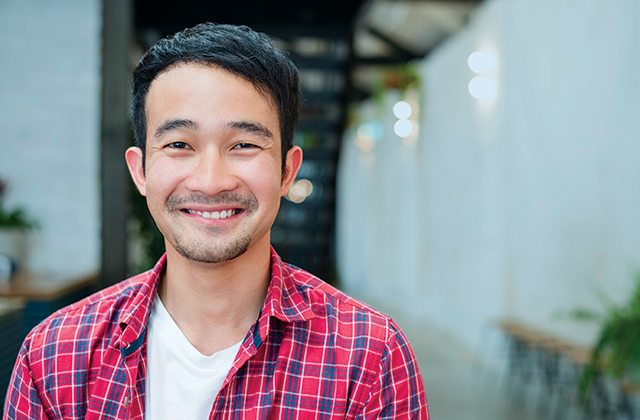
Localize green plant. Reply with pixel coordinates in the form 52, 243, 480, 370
373, 64, 421, 107
575, 273, 640, 398
377, 64, 421, 94
0, 177, 36, 229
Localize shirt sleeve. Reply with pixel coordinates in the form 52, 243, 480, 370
3, 342, 49, 420
358, 322, 429, 419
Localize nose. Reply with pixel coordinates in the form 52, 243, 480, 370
185, 149, 238, 196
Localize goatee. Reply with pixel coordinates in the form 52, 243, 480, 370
164, 191, 259, 264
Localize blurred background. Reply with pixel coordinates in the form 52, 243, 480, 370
1, 0, 640, 418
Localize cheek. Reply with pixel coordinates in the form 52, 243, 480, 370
236, 157, 282, 196
144, 165, 183, 203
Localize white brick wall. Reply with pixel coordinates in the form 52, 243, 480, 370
0, 0, 101, 276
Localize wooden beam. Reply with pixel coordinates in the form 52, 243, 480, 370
363, 25, 421, 60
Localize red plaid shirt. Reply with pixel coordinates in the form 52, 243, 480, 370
4, 248, 428, 419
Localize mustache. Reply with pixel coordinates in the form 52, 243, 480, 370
166, 191, 258, 212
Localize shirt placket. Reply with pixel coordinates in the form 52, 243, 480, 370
209, 316, 269, 419
118, 333, 146, 420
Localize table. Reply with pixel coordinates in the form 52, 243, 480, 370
0, 271, 97, 337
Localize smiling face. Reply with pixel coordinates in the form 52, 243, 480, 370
126, 64, 302, 264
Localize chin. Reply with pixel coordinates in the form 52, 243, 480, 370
172, 234, 252, 264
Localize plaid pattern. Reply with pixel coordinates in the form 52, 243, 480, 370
4, 248, 428, 419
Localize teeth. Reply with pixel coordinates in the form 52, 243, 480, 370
189, 209, 236, 219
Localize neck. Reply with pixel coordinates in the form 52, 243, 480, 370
158, 235, 272, 356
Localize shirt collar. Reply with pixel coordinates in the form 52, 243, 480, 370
115, 248, 317, 352
262, 246, 317, 323
114, 254, 165, 353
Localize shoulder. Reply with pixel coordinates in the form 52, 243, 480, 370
24, 269, 156, 355
282, 262, 406, 350
283, 263, 373, 308
278, 263, 427, 413
283, 262, 386, 316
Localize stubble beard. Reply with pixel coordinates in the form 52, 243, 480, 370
172, 230, 252, 264
164, 191, 259, 264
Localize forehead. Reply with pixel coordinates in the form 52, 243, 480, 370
148, 63, 278, 114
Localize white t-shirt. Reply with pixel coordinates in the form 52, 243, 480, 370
145, 294, 242, 420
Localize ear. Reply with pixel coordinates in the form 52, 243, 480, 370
125, 147, 147, 196
280, 146, 303, 196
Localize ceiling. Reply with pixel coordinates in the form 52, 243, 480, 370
355, 0, 478, 58
135, 0, 364, 43
135, 0, 482, 56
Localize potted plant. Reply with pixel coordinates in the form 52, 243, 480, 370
0, 176, 36, 279
574, 274, 640, 399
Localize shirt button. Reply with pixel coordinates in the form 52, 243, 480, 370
124, 396, 129, 408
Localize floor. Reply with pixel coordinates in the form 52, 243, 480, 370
358, 297, 556, 420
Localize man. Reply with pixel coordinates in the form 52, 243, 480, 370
4, 23, 428, 419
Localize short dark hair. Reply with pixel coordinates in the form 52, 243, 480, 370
131, 23, 300, 175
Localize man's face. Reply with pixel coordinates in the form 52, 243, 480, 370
126, 63, 301, 264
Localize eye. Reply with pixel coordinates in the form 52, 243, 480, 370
233, 142, 259, 150
166, 142, 192, 149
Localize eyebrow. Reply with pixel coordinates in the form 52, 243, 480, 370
152, 118, 275, 140
154, 118, 200, 138
226, 121, 274, 140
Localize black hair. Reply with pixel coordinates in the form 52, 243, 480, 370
131, 23, 300, 175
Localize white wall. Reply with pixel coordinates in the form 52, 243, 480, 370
0, 0, 102, 276
337, 0, 640, 351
